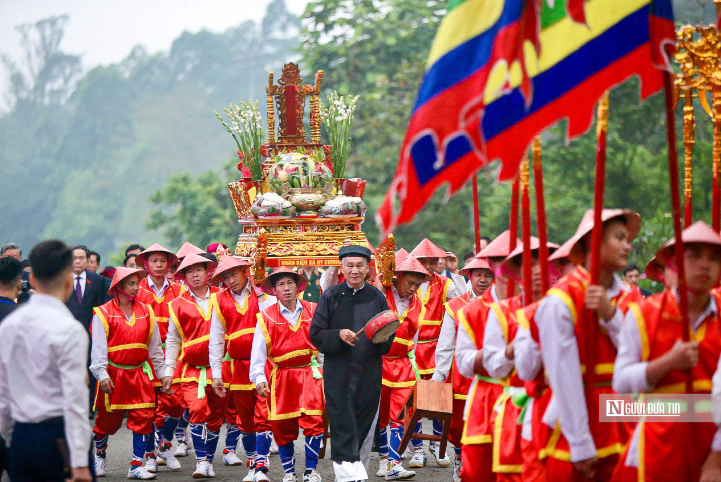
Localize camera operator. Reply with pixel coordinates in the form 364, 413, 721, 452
0, 256, 22, 322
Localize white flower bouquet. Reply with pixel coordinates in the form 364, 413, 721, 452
214, 101, 264, 181
320, 91, 359, 179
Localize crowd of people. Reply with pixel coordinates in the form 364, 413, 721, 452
0, 206, 719, 482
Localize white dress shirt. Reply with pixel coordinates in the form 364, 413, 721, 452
0, 294, 91, 468
615, 292, 721, 466
515, 324, 543, 383
164, 287, 211, 378
536, 273, 626, 463
74, 271, 87, 298
391, 285, 412, 319
432, 290, 477, 382
209, 281, 254, 379
482, 306, 518, 379
455, 286, 500, 380
89, 307, 165, 382
147, 276, 170, 297
249, 299, 304, 386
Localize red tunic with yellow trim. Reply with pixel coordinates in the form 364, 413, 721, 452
444, 291, 475, 446
212, 287, 261, 392
445, 291, 475, 397
485, 296, 524, 474
93, 300, 157, 411
136, 278, 184, 383
258, 300, 324, 421
541, 266, 640, 463
416, 273, 453, 376
624, 290, 721, 482
381, 287, 425, 423
515, 302, 553, 456
458, 289, 505, 446
168, 287, 220, 386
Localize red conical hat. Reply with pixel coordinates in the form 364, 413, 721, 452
395, 257, 433, 281
557, 209, 641, 265
478, 230, 522, 259
501, 237, 560, 278
108, 267, 147, 296
644, 256, 664, 283
260, 267, 309, 295
210, 255, 251, 284
176, 242, 205, 260
395, 248, 410, 265
458, 257, 492, 278
409, 238, 446, 259
174, 253, 218, 280
135, 243, 178, 270
655, 221, 721, 266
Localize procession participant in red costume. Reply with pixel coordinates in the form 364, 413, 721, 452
165, 242, 205, 458
431, 256, 494, 482
405, 238, 462, 468
250, 268, 324, 482
454, 230, 520, 482
133, 244, 188, 468
90, 267, 165, 480
536, 209, 642, 482
482, 238, 558, 482
161, 253, 226, 479
613, 221, 721, 482
208, 254, 274, 480
513, 245, 576, 482
375, 256, 431, 480
204, 246, 246, 470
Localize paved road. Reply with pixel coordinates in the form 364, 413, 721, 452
99, 422, 457, 481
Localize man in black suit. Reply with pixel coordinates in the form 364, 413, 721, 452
65, 245, 109, 412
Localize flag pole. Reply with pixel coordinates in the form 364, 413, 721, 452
583, 91, 610, 435
532, 136, 550, 294
663, 72, 692, 376
682, 87, 695, 228
520, 155, 533, 306
472, 174, 482, 253
507, 178, 520, 298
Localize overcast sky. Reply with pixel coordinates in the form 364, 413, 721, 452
0, 0, 309, 91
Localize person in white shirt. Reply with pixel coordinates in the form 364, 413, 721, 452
616, 222, 721, 482
535, 209, 641, 481
250, 268, 324, 482
430, 256, 494, 481
208, 254, 274, 479
89, 268, 166, 479
0, 240, 92, 482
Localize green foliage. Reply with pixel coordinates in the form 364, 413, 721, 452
0, 0, 299, 257
147, 159, 238, 250
3, 0, 719, 273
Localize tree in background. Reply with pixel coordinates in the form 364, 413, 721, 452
0, 15, 82, 108
0, 0, 299, 256
146, 159, 237, 250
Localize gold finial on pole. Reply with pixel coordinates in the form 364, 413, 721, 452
676, 25, 721, 231
310, 70, 324, 144
520, 153, 530, 189
596, 91, 610, 137
267, 72, 276, 147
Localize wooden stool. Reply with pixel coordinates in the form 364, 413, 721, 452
397, 380, 453, 456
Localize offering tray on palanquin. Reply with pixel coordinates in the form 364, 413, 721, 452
222, 62, 372, 281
